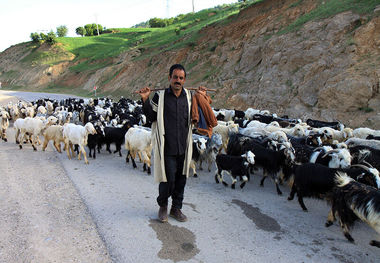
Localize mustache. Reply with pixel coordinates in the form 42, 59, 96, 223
175, 82, 181, 85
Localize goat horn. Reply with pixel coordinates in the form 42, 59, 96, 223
321, 149, 339, 158
351, 164, 370, 171
362, 160, 374, 168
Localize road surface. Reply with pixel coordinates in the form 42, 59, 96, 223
0, 90, 379, 262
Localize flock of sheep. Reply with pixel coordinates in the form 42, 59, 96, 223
1, 95, 380, 248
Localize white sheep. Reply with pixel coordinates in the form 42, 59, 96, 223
213, 122, 239, 153
63, 122, 97, 164
124, 127, 152, 174
17, 117, 47, 150
0, 110, 10, 142
314, 127, 353, 143
353, 127, 380, 139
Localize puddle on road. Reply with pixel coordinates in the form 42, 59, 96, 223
232, 199, 281, 232
149, 219, 199, 262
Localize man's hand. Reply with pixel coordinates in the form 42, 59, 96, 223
135, 87, 151, 102
196, 86, 207, 96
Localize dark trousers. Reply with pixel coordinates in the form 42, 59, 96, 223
157, 154, 187, 209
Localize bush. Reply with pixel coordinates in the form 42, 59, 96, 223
30, 32, 40, 43
46, 31, 57, 45
149, 18, 167, 28
40, 33, 47, 41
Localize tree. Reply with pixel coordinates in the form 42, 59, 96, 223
75, 26, 86, 37
84, 23, 103, 36
30, 32, 40, 43
46, 31, 57, 45
56, 25, 68, 37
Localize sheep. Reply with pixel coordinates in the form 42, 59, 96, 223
331, 172, 380, 247
345, 137, 380, 151
42, 125, 65, 153
189, 135, 208, 177
8, 103, 20, 120
353, 127, 380, 139
16, 117, 49, 151
36, 105, 47, 117
212, 122, 239, 153
124, 126, 152, 174
215, 151, 256, 189
244, 108, 270, 120
13, 117, 26, 144
0, 110, 10, 142
62, 122, 97, 164
317, 127, 353, 143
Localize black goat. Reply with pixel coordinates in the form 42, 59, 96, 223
349, 145, 380, 171
331, 173, 380, 247
287, 163, 380, 213
87, 122, 105, 159
103, 121, 131, 156
306, 118, 343, 130
227, 133, 294, 195
215, 151, 255, 189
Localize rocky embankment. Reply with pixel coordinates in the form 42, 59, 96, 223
0, 0, 379, 128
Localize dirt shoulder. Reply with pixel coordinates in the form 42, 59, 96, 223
0, 94, 112, 262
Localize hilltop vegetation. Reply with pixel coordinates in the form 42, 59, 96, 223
0, 0, 379, 128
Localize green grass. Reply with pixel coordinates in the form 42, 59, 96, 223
279, 0, 380, 34
55, 3, 242, 65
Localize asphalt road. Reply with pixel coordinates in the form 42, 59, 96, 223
1, 90, 379, 263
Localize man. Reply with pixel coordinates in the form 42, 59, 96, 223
137, 64, 206, 223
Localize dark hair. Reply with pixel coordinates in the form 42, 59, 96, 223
169, 64, 186, 78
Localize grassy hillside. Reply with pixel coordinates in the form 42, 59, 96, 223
57, 1, 246, 73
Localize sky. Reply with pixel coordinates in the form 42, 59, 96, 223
0, 0, 236, 52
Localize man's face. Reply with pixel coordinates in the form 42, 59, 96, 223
169, 69, 186, 91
